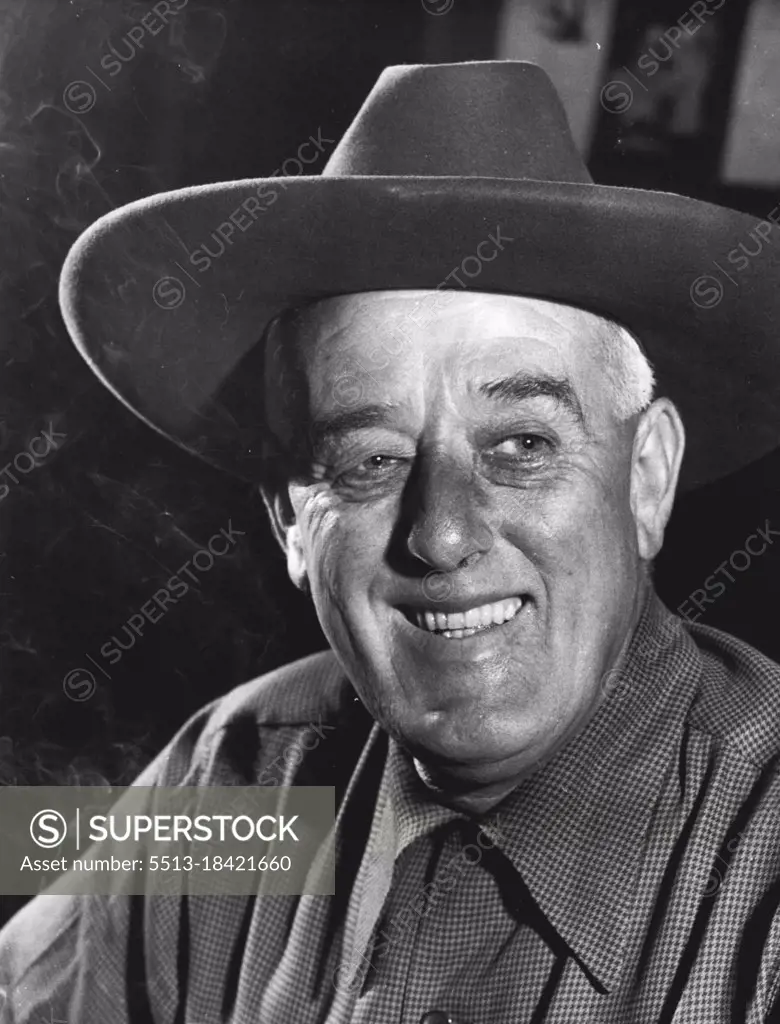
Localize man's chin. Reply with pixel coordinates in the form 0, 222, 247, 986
394, 709, 546, 785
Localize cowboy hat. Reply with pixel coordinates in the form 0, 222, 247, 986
58, 60, 780, 490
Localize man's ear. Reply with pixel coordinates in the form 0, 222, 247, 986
630, 398, 686, 561
260, 485, 308, 592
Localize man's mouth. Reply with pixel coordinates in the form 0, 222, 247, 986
408, 596, 524, 639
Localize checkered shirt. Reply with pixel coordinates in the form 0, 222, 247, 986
4, 591, 780, 1023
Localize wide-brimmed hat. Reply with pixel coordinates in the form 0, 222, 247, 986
59, 60, 780, 490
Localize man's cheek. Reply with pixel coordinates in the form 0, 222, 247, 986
299, 514, 379, 607
294, 491, 340, 557
498, 491, 581, 565
544, 475, 627, 548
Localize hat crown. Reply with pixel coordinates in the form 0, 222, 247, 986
323, 60, 592, 184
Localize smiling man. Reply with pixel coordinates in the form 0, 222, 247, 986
263, 289, 676, 815
3, 60, 780, 1024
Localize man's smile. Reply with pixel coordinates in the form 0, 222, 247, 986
405, 595, 525, 639
393, 594, 532, 655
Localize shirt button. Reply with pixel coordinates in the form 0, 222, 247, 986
419, 1013, 453, 1024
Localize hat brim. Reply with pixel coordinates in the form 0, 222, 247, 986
59, 176, 780, 491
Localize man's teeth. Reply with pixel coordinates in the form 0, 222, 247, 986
416, 597, 523, 638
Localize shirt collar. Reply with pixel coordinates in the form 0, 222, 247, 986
384, 589, 702, 992
383, 738, 464, 857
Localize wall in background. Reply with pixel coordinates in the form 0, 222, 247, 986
497, 0, 616, 151
722, 0, 780, 186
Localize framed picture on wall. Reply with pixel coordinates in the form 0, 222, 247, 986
721, 0, 780, 188
590, 0, 750, 194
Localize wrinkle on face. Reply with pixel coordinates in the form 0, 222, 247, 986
270, 289, 649, 794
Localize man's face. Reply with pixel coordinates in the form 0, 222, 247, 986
267, 290, 665, 791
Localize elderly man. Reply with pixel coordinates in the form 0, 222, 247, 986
3, 60, 780, 1023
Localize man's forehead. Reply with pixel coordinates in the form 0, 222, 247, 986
262, 290, 622, 431
285, 289, 607, 351
263, 290, 626, 443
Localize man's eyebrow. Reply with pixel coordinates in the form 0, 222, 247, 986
477, 372, 585, 426
309, 404, 399, 447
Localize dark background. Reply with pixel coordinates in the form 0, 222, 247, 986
1, 0, 779, 918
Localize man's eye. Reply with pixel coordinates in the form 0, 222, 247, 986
335, 454, 402, 488
489, 434, 551, 458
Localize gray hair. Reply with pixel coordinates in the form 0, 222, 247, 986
264, 299, 657, 428
598, 317, 656, 420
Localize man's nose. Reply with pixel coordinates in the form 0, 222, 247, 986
404, 452, 493, 571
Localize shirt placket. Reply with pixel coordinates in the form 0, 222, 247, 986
350, 824, 456, 1024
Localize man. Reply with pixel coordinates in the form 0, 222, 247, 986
3, 60, 780, 1022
